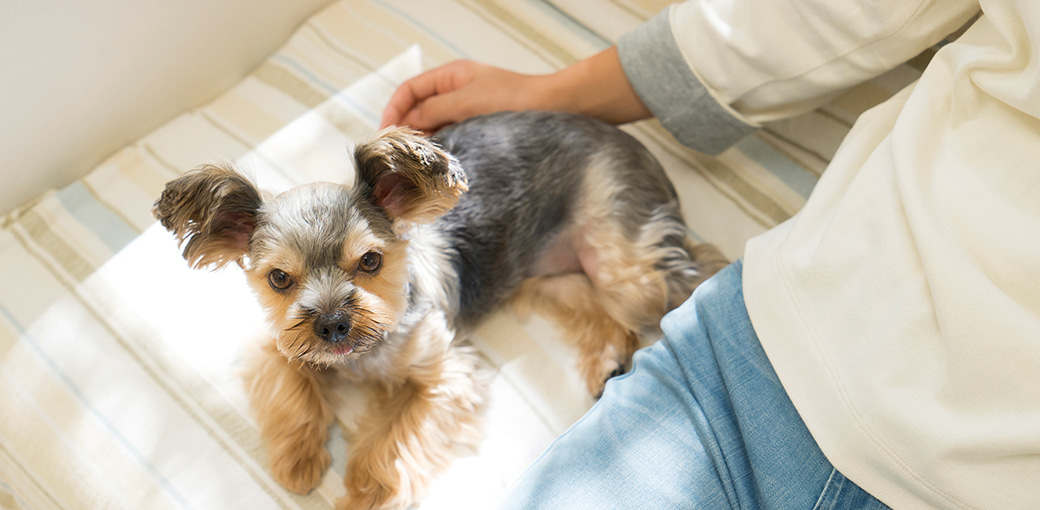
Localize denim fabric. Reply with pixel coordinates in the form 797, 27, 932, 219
498, 260, 888, 509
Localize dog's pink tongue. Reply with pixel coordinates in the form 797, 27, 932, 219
334, 345, 354, 355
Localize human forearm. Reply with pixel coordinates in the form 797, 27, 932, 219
537, 46, 652, 125
380, 47, 651, 131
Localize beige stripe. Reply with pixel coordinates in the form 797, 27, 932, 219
816, 105, 856, 129
79, 179, 143, 235
275, 30, 367, 94
0, 440, 63, 510
474, 311, 595, 434
198, 109, 260, 152
205, 87, 293, 148
828, 82, 893, 123
11, 219, 327, 509
84, 309, 315, 508
319, 100, 381, 142
606, 0, 654, 21
141, 142, 187, 176
254, 61, 330, 109
0, 316, 17, 360
105, 304, 332, 508
197, 110, 299, 184
460, 0, 574, 67
635, 122, 787, 226
757, 129, 830, 178
15, 211, 93, 282
302, 22, 377, 72
625, 0, 672, 17
1, 194, 48, 230
78, 277, 336, 510
366, 1, 784, 232
327, 0, 460, 65
93, 148, 179, 228
118, 143, 181, 182
690, 156, 790, 225
0, 488, 21, 510
0, 372, 130, 509
0, 342, 175, 510
720, 149, 808, 214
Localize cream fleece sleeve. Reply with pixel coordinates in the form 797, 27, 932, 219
617, 0, 979, 152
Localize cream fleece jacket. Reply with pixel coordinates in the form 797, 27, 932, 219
619, 1, 1040, 508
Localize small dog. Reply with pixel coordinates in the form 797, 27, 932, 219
154, 111, 727, 509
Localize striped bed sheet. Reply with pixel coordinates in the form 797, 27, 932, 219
0, 1, 921, 509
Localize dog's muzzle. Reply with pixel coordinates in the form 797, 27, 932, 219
313, 310, 351, 345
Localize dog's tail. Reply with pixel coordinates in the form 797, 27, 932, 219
685, 238, 730, 280
637, 202, 730, 311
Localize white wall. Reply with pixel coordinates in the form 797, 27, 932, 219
0, 0, 336, 215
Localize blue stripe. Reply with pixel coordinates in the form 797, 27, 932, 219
0, 477, 32, 509
527, 0, 612, 50
269, 54, 342, 96
269, 54, 382, 126
734, 136, 818, 199
369, 0, 471, 59
328, 422, 349, 479
54, 182, 139, 253
0, 303, 195, 510
687, 227, 706, 244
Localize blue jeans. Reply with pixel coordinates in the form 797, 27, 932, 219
499, 261, 888, 509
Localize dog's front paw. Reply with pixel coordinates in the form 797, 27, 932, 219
336, 472, 407, 510
583, 357, 625, 398
580, 329, 638, 398
269, 437, 331, 494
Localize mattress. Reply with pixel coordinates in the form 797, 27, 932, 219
0, 1, 923, 508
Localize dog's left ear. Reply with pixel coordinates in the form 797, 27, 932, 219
353, 127, 468, 227
152, 164, 263, 270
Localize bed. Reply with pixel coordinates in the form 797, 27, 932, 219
0, 1, 924, 508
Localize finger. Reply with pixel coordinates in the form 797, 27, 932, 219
380, 62, 471, 128
379, 103, 403, 130
402, 92, 465, 132
380, 82, 422, 128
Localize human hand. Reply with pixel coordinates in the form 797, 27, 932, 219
380, 48, 651, 132
379, 60, 549, 132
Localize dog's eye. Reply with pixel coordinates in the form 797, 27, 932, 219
358, 251, 382, 273
268, 269, 293, 291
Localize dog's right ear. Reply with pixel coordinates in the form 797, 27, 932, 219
353, 127, 468, 230
152, 164, 263, 270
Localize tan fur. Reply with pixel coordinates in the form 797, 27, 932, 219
337, 312, 485, 510
240, 233, 483, 510
515, 233, 727, 395
514, 274, 640, 395
244, 234, 412, 367
154, 122, 726, 510
686, 240, 731, 280
512, 159, 730, 396
154, 130, 483, 510
349, 240, 411, 331
354, 127, 468, 230
152, 164, 262, 269
243, 342, 333, 494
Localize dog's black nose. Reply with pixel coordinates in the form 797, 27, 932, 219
314, 311, 350, 344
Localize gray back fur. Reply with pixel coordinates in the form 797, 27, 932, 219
432, 111, 679, 327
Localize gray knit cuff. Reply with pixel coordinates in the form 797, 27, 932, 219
617, 9, 755, 155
